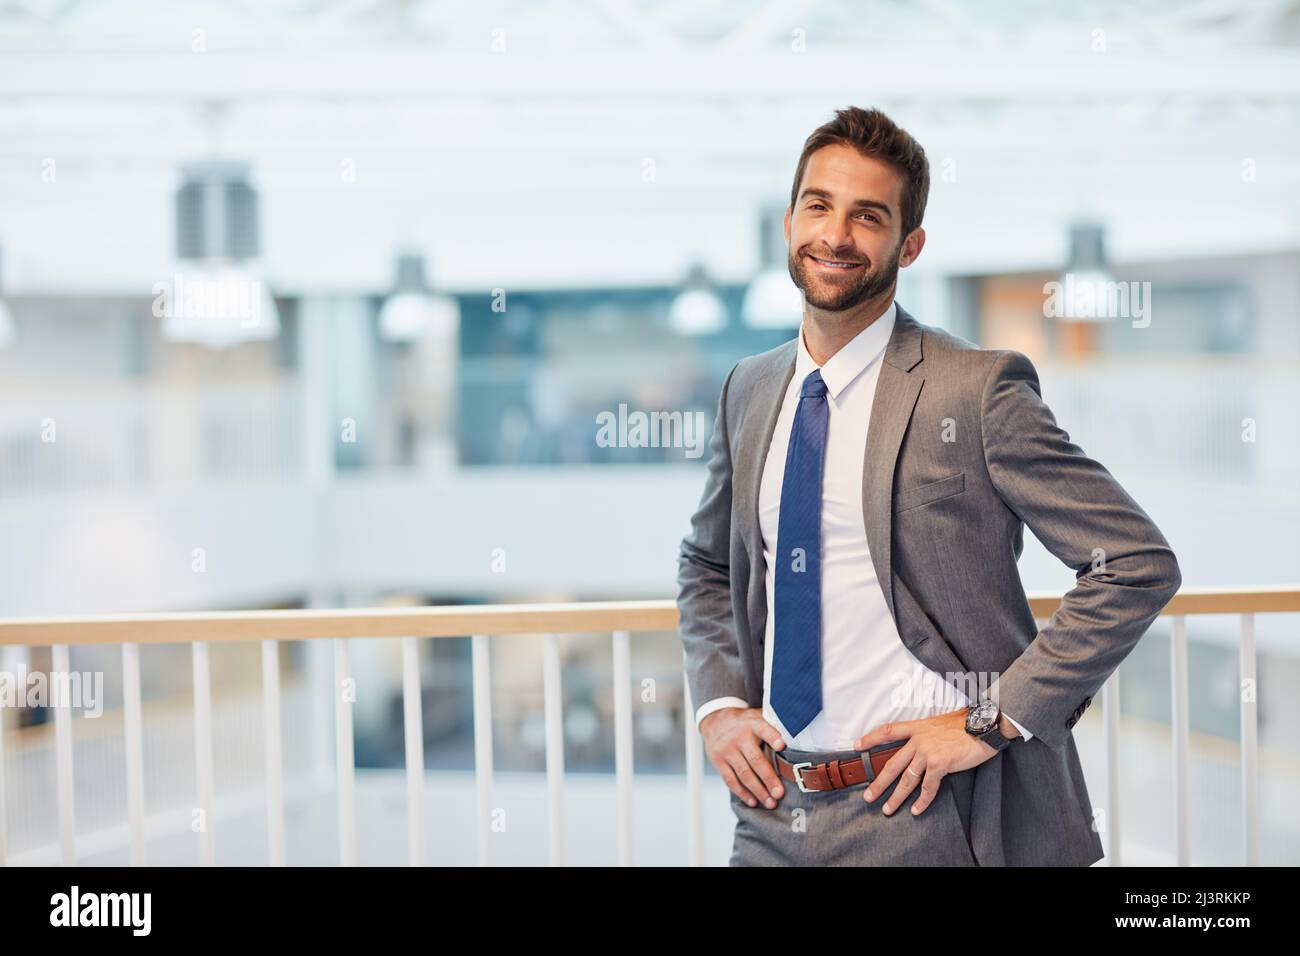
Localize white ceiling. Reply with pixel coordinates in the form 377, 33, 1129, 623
2, 0, 1299, 293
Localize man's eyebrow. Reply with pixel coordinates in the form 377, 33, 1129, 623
798, 187, 893, 218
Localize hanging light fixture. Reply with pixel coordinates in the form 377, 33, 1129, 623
742, 205, 803, 329
161, 158, 280, 348
378, 252, 459, 343
1055, 221, 1116, 323
669, 263, 727, 336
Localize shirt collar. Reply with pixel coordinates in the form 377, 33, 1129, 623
794, 299, 896, 401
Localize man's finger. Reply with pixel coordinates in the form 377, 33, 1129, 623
740, 739, 783, 804
733, 749, 769, 811
718, 765, 752, 805
863, 741, 915, 803
907, 769, 945, 817
726, 753, 772, 807
882, 756, 927, 815
854, 719, 912, 751
754, 720, 787, 752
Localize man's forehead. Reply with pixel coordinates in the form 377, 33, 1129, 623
801, 145, 902, 208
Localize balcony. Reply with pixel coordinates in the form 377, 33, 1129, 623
1, 587, 1295, 866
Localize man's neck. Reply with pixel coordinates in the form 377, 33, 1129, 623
800, 291, 894, 366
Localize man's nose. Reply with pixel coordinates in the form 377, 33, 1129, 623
819, 219, 855, 256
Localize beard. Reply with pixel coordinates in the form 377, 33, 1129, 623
787, 238, 902, 312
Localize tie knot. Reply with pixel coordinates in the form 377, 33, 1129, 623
801, 369, 828, 398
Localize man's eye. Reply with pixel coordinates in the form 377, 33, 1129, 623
808, 203, 826, 211
859, 214, 878, 223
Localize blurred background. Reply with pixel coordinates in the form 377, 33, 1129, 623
0, 0, 1297, 866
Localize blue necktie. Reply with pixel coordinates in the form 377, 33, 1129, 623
771, 368, 829, 737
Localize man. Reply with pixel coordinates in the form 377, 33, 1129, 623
676, 106, 1181, 866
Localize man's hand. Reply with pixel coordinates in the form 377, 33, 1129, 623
701, 707, 787, 810
853, 708, 1006, 817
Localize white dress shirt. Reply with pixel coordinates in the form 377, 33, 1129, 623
695, 300, 1033, 747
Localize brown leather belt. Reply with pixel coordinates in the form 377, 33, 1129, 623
772, 743, 905, 793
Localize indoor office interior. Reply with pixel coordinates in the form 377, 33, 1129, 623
0, 0, 1297, 866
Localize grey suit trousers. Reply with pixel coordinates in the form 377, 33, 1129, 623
729, 739, 978, 866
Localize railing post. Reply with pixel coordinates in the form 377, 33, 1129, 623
121, 642, 146, 865
612, 629, 632, 867
401, 636, 425, 867
262, 640, 285, 866
334, 637, 356, 867
1239, 613, 1258, 866
0, 646, 33, 867
682, 650, 704, 867
1101, 670, 1121, 866
471, 634, 494, 867
191, 640, 215, 866
307, 613, 336, 792
1170, 615, 1190, 866
0, 651, 9, 867
542, 632, 564, 866
52, 643, 76, 865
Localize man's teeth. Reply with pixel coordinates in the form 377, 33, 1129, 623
813, 257, 860, 269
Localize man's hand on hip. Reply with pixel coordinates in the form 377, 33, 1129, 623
701, 707, 787, 810
853, 707, 1004, 816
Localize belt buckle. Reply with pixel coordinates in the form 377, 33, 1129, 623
791, 761, 818, 793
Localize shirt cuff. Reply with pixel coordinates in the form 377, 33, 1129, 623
695, 696, 749, 729
1004, 712, 1034, 742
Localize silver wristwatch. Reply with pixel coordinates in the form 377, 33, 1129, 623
965, 698, 1014, 752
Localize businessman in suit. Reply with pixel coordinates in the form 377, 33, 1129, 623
676, 107, 1181, 866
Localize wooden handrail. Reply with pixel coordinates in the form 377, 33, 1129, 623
0, 586, 1295, 648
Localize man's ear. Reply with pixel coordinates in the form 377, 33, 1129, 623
899, 226, 926, 268
783, 206, 792, 245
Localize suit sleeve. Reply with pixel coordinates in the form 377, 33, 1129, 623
979, 350, 1181, 751
677, 361, 751, 720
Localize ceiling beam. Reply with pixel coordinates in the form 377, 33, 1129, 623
3, 50, 1300, 100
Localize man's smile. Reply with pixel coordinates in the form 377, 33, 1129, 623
807, 254, 864, 272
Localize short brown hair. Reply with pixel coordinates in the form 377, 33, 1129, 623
789, 107, 930, 238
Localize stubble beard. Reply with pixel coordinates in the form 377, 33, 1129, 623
787, 238, 902, 314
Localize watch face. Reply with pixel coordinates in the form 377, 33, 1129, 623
967, 698, 999, 733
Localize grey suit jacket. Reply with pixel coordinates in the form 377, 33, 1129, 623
676, 302, 1181, 866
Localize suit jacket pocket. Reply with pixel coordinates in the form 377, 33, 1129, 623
893, 471, 965, 514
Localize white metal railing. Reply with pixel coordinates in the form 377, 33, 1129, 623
0, 675, 316, 862
0, 588, 1295, 867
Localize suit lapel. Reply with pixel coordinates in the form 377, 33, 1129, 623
732, 341, 796, 671
862, 304, 926, 628
738, 343, 796, 577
